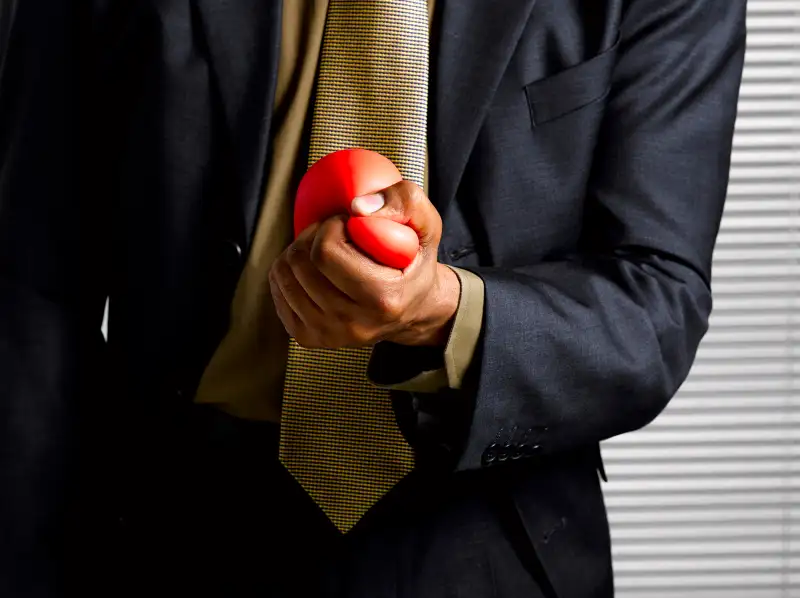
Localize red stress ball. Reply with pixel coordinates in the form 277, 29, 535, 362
294, 149, 420, 269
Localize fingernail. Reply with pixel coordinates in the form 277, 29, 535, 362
351, 193, 385, 215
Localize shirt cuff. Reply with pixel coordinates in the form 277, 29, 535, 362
368, 265, 485, 392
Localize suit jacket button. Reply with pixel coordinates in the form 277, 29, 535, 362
497, 443, 512, 462
217, 239, 244, 292
521, 443, 542, 457
224, 239, 243, 261
482, 443, 500, 467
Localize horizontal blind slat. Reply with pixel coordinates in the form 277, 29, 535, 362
607, 1, 798, 593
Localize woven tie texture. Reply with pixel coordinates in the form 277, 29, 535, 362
279, 0, 429, 533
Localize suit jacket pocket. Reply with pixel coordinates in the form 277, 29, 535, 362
524, 35, 620, 127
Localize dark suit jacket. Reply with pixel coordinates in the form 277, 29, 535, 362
0, 0, 746, 596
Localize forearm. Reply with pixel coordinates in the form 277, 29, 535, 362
408, 0, 746, 472
455, 250, 711, 469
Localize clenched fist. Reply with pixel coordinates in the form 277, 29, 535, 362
269, 180, 459, 349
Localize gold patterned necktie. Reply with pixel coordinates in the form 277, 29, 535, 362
279, 0, 429, 533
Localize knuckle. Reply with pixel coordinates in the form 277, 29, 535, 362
285, 247, 301, 268
333, 308, 356, 326
283, 319, 299, 339
396, 179, 418, 196
310, 236, 336, 266
269, 258, 284, 280
408, 182, 426, 204
296, 332, 321, 349
280, 257, 296, 279
319, 330, 344, 349
390, 180, 423, 208
382, 181, 411, 210
377, 293, 404, 321
348, 324, 374, 347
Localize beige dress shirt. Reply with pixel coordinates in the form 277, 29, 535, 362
194, 0, 485, 422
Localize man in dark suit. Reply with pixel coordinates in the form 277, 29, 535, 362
0, 0, 746, 596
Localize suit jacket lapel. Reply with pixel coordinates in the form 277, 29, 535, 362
193, 0, 537, 245
430, 0, 537, 217
194, 0, 282, 249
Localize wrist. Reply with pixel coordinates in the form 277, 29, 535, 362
388, 263, 459, 347
427, 263, 460, 345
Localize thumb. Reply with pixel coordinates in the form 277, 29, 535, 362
350, 193, 386, 216
352, 180, 441, 248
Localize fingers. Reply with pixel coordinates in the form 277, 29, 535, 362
286, 235, 356, 311
310, 215, 402, 305
269, 274, 303, 334
269, 222, 366, 342
269, 255, 321, 328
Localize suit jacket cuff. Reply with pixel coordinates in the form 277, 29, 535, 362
368, 265, 485, 392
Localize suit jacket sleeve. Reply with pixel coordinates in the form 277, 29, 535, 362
369, 266, 484, 392
454, 0, 746, 470
0, 2, 110, 594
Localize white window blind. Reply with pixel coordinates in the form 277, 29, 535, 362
602, 2, 800, 596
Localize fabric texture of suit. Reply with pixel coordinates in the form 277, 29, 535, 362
0, 0, 746, 596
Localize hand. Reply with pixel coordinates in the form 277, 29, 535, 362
269, 181, 460, 349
